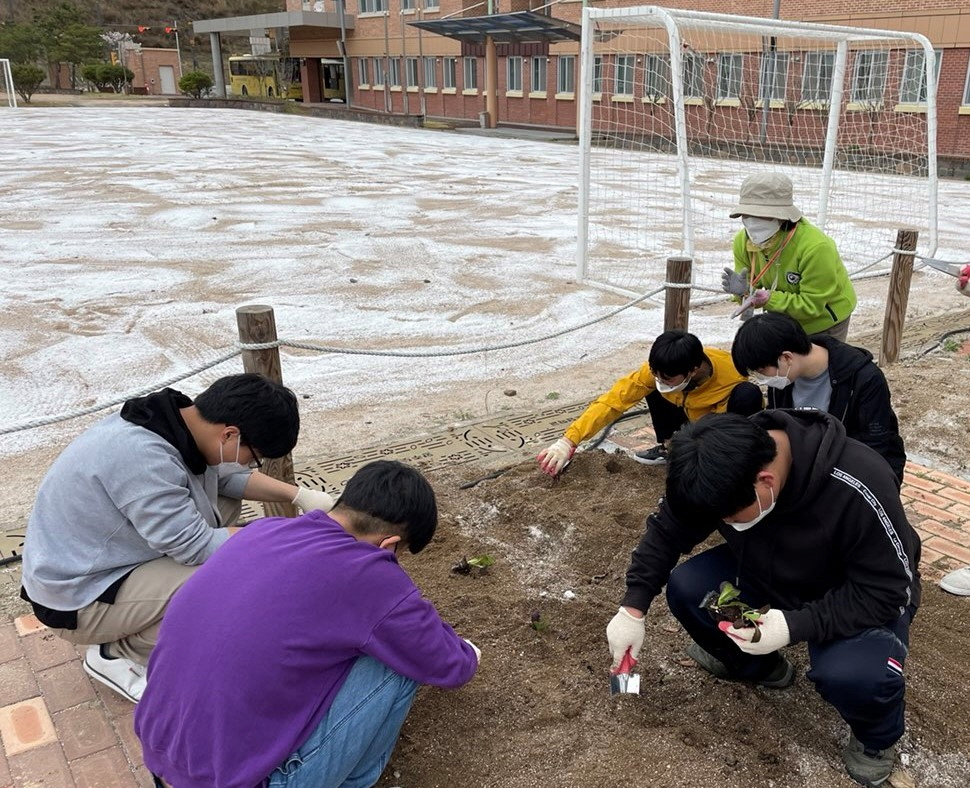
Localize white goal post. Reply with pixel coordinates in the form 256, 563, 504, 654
1, 59, 17, 108
577, 6, 938, 299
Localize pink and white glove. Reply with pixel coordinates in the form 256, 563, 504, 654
537, 437, 576, 476
750, 288, 771, 308
719, 608, 790, 655
957, 264, 970, 296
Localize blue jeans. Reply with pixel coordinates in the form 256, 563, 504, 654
666, 543, 914, 751
266, 656, 418, 788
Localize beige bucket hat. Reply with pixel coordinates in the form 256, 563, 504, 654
729, 172, 803, 223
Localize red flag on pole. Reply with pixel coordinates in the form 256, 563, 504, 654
165, 27, 174, 33
138, 25, 150, 32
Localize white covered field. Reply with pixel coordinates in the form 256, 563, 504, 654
1, 107, 968, 495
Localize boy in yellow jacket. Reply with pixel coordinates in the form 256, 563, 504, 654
537, 331, 762, 474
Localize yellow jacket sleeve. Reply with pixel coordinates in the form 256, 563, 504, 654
563, 363, 654, 445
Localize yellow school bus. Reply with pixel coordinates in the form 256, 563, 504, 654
228, 55, 303, 100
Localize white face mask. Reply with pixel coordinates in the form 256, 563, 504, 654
742, 216, 782, 246
750, 356, 793, 390
655, 373, 692, 394
217, 435, 248, 471
726, 486, 775, 532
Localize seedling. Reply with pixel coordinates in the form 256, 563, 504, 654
451, 554, 495, 575
545, 391, 560, 401
942, 338, 960, 353
700, 581, 768, 642
529, 609, 549, 632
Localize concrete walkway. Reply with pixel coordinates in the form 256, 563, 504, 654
0, 411, 967, 786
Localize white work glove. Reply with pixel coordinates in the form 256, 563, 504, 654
292, 487, 335, 513
721, 267, 749, 296
606, 606, 645, 669
718, 608, 790, 655
958, 264, 970, 296
462, 638, 482, 664
537, 437, 576, 476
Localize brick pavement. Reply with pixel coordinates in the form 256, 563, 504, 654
0, 433, 966, 786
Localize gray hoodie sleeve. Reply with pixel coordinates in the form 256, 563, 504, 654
106, 442, 230, 566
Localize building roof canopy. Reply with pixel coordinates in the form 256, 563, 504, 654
409, 11, 581, 45
192, 11, 351, 35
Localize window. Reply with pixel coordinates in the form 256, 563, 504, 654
851, 51, 888, 103
357, 58, 370, 86
801, 51, 834, 102
423, 57, 437, 88
759, 52, 789, 101
464, 57, 477, 90
557, 55, 575, 94
717, 53, 742, 100
614, 54, 634, 96
372, 57, 385, 86
682, 52, 704, 98
531, 57, 547, 93
425, 0, 439, 8
507, 56, 522, 92
388, 58, 401, 87
899, 48, 941, 104
401, 0, 416, 8
406, 57, 419, 88
644, 54, 669, 99
592, 55, 603, 93
443, 57, 456, 89
359, 0, 387, 12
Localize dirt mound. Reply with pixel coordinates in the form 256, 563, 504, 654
379, 450, 970, 788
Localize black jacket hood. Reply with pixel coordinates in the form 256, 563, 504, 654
749, 408, 847, 513
120, 388, 207, 475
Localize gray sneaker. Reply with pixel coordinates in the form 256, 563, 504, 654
842, 733, 895, 787
686, 641, 795, 689
633, 444, 668, 465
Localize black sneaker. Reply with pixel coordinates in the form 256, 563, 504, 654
685, 642, 795, 689
633, 444, 668, 465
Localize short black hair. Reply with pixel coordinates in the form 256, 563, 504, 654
194, 373, 300, 459
666, 413, 777, 521
648, 330, 706, 378
335, 460, 438, 554
731, 313, 812, 376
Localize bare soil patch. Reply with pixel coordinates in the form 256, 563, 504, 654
380, 451, 970, 788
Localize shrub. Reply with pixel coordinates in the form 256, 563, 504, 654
80, 62, 133, 93
11, 63, 45, 103
178, 70, 213, 99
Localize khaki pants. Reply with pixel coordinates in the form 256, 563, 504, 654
54, 497, 241, 666
817, 317, 850, 343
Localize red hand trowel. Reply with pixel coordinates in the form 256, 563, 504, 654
609, 647, 641, 696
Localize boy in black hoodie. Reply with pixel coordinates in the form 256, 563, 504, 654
606, 410, 920, 787
731, 312, 906, 483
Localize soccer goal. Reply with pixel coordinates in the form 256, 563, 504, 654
576, 6, 938, 299
1, 59, 17, 108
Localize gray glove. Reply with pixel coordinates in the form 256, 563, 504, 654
721, 267, 749, 296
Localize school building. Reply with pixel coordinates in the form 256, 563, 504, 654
195, 0, 970, 163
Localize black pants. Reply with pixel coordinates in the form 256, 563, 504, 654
646, 382, 763, 443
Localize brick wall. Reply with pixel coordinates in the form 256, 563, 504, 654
124, 48, 182, 95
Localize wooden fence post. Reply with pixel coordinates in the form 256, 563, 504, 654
664, 256, 693, 332
879, 229, 919, 366
236, 304, 298, 518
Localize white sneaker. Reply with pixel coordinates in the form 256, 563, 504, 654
83, 644, 147, 703
940, 567, 970, 596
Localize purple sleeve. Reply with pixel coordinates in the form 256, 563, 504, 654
362, 588, 479, 689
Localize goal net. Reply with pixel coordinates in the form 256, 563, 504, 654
1, 59, 17, 108
577, 7, 938, 299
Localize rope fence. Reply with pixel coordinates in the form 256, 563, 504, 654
4, 239, 965, 439
0, 286, 664, 437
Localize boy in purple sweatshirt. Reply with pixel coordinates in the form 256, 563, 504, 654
134, 460, 480, 788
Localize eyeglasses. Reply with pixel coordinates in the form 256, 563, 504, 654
241, 437, 263, 469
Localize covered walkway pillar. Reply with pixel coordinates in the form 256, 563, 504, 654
485, 36, 498, 129
209, 32, 226, 97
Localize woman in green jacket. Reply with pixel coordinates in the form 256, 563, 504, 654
721, 172, 856, 342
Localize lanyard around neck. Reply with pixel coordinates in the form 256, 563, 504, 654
750, 225, 798, 288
